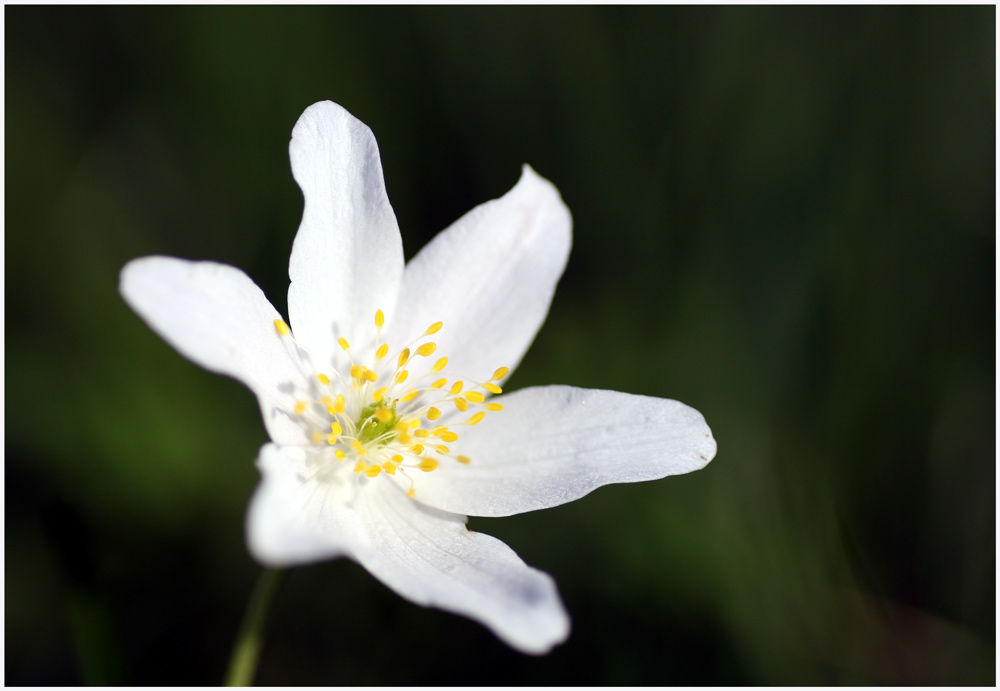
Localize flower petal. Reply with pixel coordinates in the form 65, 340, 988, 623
287, 101, 404, 373
247, 443, 570, 654
384, 165, 571, 385
120, 256, 311, 445
405, 385, 717, 517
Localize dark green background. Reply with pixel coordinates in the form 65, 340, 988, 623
6, 6, 994, 685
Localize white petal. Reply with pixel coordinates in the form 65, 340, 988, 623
247, 444, 570, 654
246, 443, 364, 565
406, 385, 717, 517
120, 256, 311, 445
287, 101, 404, 373
384, 165, 571, 385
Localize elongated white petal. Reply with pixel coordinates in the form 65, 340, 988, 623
287, 101, 404, 373
247, 443, 570, 653
384, 165, 571, 384
405, 385, 717, 517
120, 256, 311, 445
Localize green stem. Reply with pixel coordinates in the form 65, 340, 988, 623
224, 568, 283, 687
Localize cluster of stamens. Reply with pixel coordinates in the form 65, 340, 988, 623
274, 310, 505, 497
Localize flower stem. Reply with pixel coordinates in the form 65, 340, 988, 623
224, 568, 283, 687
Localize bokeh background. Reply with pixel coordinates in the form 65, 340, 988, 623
6, 6, 995, 685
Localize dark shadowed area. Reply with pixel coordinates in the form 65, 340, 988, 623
6, 6, 994, 685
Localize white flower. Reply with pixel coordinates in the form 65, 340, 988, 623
119, 101, 716, 654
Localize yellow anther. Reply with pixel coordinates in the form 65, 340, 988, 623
352, 440, 367, 455
400, 390, 419, 402
416, 342, 437, 357
311, 432, 324, 444
335, 449, 346, 461
491, 367, 509, 381
435, 445, 450, 454
335, 394, 345, 413
373, 387, 387, 403
450, 381, 464, 395
395, 370, 409, 384
411, 444, 425, 455
327, 406, 338, 417
274, 319, 291, 336
364, 368, 378, 383
374, 407, 393, 423
409, 419, 421, 429
407, 488, 416, 498
375, 310, 385, 329
467, 412, 486, 425
414, 429, 430, 438
432, 357, 448, 373
427, 407, 442, 421
294, 401, 307, 415
354, 461, 368, 474
398, 348, 410, 368
338, 337, 350, 351
466, 391, 486, 403
382, 463, 396, 475
425, 321, 443, 335
391, 454, 404, 463
457, 455, 472, 464
455, 397, 469, 411
350, 364, 364, 379
397, 431, 412, 444
326, 433, 338, 445
486, 403, 504, 411
432, 378, 447, 389
439, 431, 459, 443
418, 458, 439, 472
317, 373, 331, 385
483, 383, 503, 395
321, 396, 332, 406
364, 465, 382, 478
376, 344, 389, 360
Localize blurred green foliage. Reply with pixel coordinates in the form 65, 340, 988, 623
6, 6, 994, 685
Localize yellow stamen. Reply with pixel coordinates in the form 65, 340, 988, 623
330, 422, 342, 436
418, 458, 439, 472
382, 463, 396, 475
376, 344, 389, 360
486, 403, 504, 411
466, 391, 486, 403
338, 337, 350, 351
391, 454, 404, 463
400, 390, 419, 402
364, 368, 378, 382
311, 432, 323, 443
407, 488, 416, 498
455, 397, 469, 411
317, 373, 331, 385
375, 310, 385, 329
483, 383, 503, 394
435, 445, 450, 454
274, 319, 291, 336
335, 394, 345, 413
491, 367, 509, 381
321, 396, 332, 406
353, 440, 367, 455
354, 461, 368, 474
416, 342, 437, 357
450, 381, 464, 395
398, 348, 410, 368
413, 429, 430, 438
411, 444, 425, 455
294, 401, 307, 415
395, 370, 409, 384
457, 455, 471, 464
364, 465, 382, 478
439, 431, 459, 442
350, 364, 364, 379
425, 321, 443, 335
427, 407, 442, 421
374, 407, 393, 423
432, 357, 448, 373
432, 378, 447, 389
467, 412, 486, 425
335, 449, 346, 461
373, 387, 387, 403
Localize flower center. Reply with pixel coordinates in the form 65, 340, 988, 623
274, 310, 506, 497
